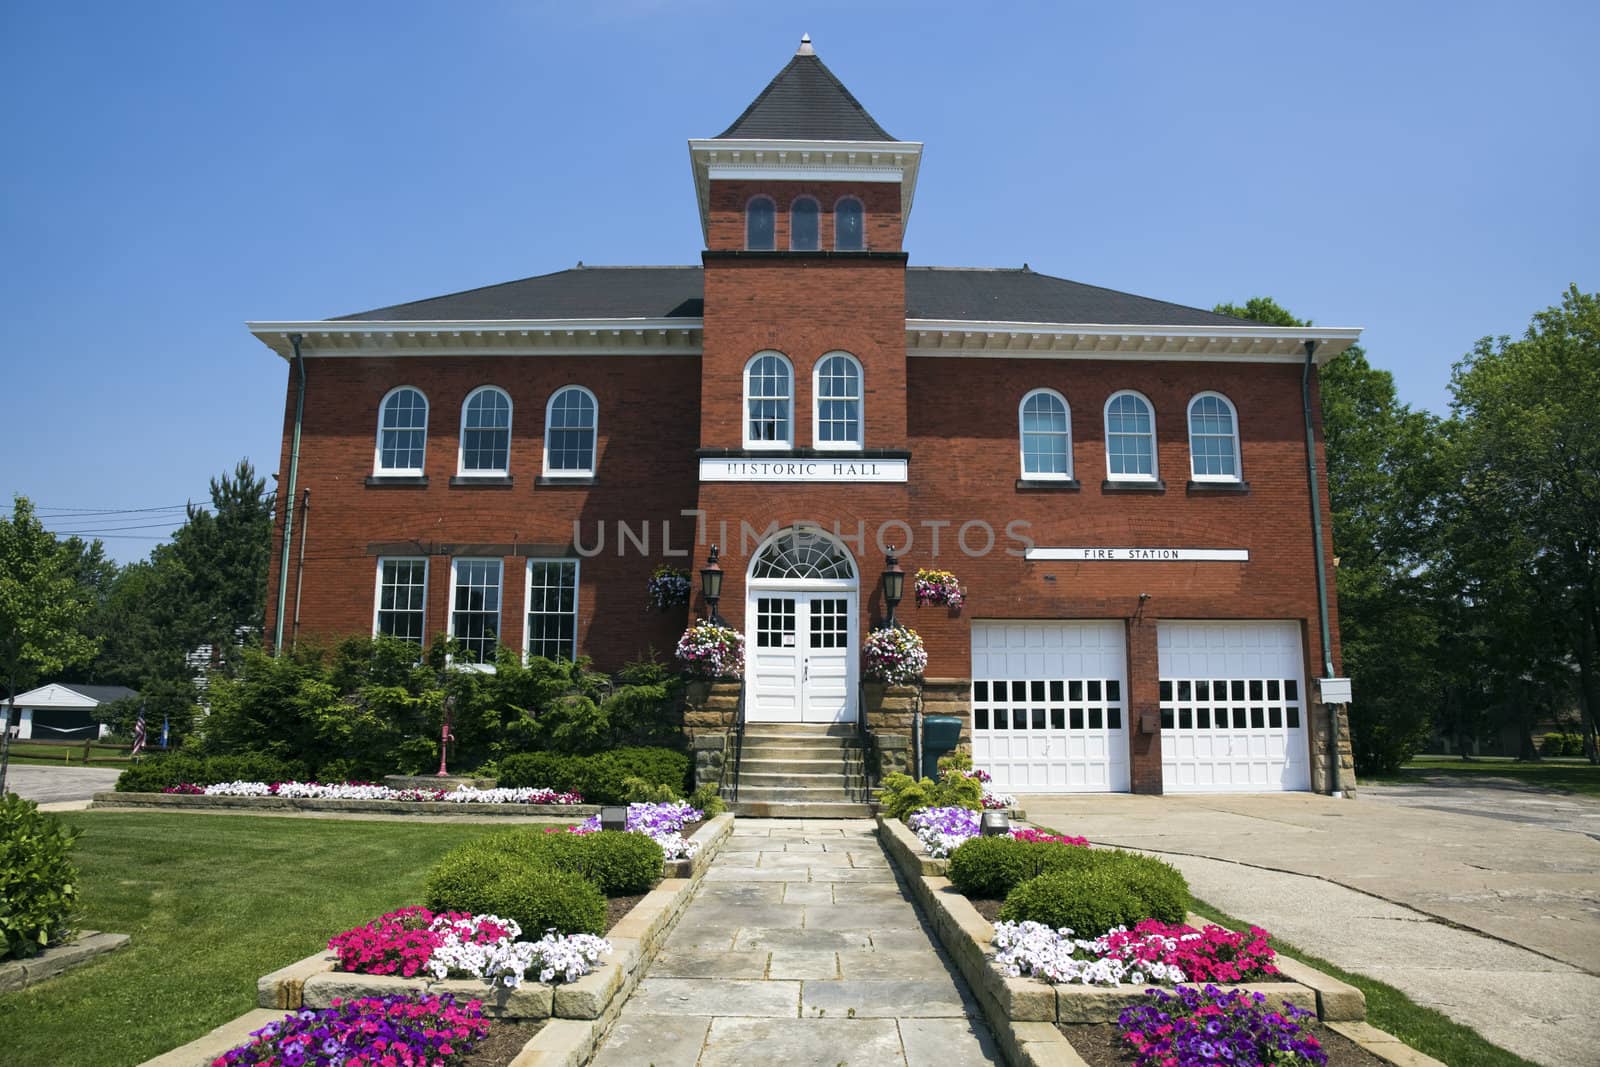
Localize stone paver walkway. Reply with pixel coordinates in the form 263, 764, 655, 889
591, 818, 1000, 1067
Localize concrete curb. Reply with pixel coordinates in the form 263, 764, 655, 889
0, 931, 130, 993
91, 791, 600, 818
1327, 1022, 1450, 1067
141, 814, 735, 1067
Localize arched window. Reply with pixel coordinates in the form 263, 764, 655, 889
746, 196, 775, 250
834, 197, 864, 250
458, 386, 512, 475
544, 386, 598, 477
1019, 389, 1071, 479
744, 352, 793, 448
1188, 392, 1241, 481
1104, 391, 1157, 481
751, 528, 857, 580
813, 352, 863, 449
376, 386, 428, 475
790, 197, 820, 251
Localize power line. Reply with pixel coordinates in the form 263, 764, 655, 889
49, 520, 189, 535
32, 504, 192, 515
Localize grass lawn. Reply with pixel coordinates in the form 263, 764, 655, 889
1362, 754, 1600, 798
1188, 899, 1540, 1067
0, 811, 513, 1067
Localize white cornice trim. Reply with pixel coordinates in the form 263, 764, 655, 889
247, 319, 705, 360
906, 320, 1362, 364
688, 138, 924, 244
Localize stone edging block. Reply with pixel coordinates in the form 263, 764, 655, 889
0, 931, 130, 994
878, 809, 951, 876
91, 791, 601, 819
137, 1009, 287, 1067
1327, 1022, 1449, 1067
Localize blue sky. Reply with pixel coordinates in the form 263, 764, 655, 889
2, 1, 1595, 561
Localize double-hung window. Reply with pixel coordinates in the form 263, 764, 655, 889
449, 559, 502, 665
1019, 389, 1072, 479
374, 558, 427, 644
744, 352, 793, 448
459, 386, 512, 475
813, 353, 862, 448
525, 559, 579, 661
543, 386, 597, 476
1105, 391, 1158, 481
376, 387, 428, 475
1188, 392, 1242, 481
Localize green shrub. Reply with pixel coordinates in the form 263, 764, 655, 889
424, 847, 606, 934
114, 754, 310, 792
454, 828, 663, 896
877, 771, 982, 821
621, 776, 679, 803
688, 782, 727, 816
496, 746, 689, 803
995, 849, 1190, 935
947, 836, 1095, 899
1542, 732, 1586, 757
0, 795, 81, 960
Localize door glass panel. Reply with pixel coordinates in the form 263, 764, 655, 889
756, 597, 796, 648
808, 597, 848, 648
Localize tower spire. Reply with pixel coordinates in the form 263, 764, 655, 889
796, 33, 814, 56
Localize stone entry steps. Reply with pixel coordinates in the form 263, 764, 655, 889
729, 724, 869, 815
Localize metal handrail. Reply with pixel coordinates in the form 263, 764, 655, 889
730, 678, 746, 804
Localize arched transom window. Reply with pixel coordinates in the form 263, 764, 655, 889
746, 196, 775, 250
751, 529, 857, 581
1019, 389, 1071, 479
376, 386, 428, 474
459, 386, 512, 475
744, 352, 793, 448
1104, 391, 1157, 481
835, 198, 864, 250
813, 352, 862, 449
790, 197, 820, 251
1188, 392, 1241, 481
544, 386, 597, 476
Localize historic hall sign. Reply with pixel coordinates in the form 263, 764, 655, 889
698, 457, 909, 483
1026, 546, 1249, 562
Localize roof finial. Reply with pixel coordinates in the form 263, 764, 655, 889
797, 33, 814, 56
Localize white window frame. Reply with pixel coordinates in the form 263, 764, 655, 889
1103, 389, 1159, 482
1018, 388, 1072, 480
457, 385, 513, 477
745, 195, 776, 251
523, 558, 580, 662
447, 558, 503, 670
374, 385, 428, 476
1186, 391, 1243, 483
834, 196, 865, 251
372, 557, 429, 644
812, 351, 864, 450
789, 195, 821, 251
743, 351, 794, 450
542, 385, 599, 478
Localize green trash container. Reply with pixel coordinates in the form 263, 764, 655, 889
921, 715, 964, 779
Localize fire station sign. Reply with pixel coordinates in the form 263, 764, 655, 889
699, 458, 909, 483
1025, 547, 1250, 562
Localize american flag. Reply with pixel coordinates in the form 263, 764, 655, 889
131, 705, 147, 757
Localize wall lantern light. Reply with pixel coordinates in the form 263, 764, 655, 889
700, 545, 725, 625
882, 551, 905, 628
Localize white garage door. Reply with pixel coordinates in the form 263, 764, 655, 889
1158, 621, 1310, 792
970, 621, 1130, 793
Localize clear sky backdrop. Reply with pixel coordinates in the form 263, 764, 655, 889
2, 1, 1595, 561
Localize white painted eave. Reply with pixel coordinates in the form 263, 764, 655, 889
687, 137, 924, 244
906, 320, 1362, 365
246, 318, 706, 359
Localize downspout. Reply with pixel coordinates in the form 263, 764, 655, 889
291, 488, 311, 651
273, 335, 306, 656
1301, 339, 1340, 794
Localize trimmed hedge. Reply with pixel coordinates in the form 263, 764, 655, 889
496, 747, 689, 804
424, 848, 606, 935
996, 849, 1190, 936
114, 754, 310, 793
469, 829, 664, 895
946, 836, 1094, 899
0, 795, 81, 960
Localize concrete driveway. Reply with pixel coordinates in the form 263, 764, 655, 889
4, 764, 122, 804
1021, 786, 1600, 1067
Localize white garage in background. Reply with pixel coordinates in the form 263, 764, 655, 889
1158, 621, 1310, 792
970, 621, 1129, 793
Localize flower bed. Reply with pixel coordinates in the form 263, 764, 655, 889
1115, 985, 1328, 1066
213, 992, 492, 1066
906, 806, 1089, 859
992, 919, 1278, 988
570, 800, 702, 861
327, 907, 611, 989
162, 781, 584, 804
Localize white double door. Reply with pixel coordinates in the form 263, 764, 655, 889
747, 589, 857, 723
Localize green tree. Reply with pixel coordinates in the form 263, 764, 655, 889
166, 459, 274, 657
1216, 298, 1445, 772
0, 498, 102, 790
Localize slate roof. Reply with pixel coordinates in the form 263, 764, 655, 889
336, 266, 1256, 329
716, 51, 895, 142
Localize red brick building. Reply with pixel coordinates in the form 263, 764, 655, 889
250, 38, 1359, 797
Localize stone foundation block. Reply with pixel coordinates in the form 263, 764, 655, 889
0, 931, 129, 994
256, 949, 335, 1009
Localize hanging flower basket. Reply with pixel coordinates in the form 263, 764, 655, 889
914, 569, 965, 609
863, 626, 928, 685
676, 620, 744, 679
647, 564, 692, 610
